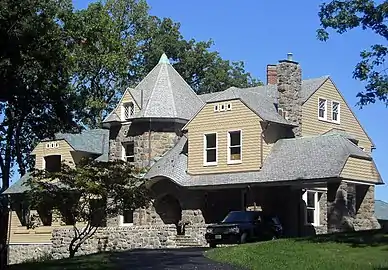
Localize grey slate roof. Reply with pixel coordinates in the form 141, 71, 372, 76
2, 129, 110, 195
323, 128, 358, 142
375, 200, 388, 220
207, 87, 293, 126
54, 129, 109, 161
1, 173, 31, 195
128, 54, 204, 121
103, 111, 120, 123
146, 134, 377, 187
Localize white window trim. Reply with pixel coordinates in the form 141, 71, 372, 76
331, 100, 340, 124
119, 214, 134, 227
203, 133, 218, 166
214, 104, 219, 112
302, 190, 320, 226
227, 130, 242, 164
226, 103, 232, 111
122, 142, 135, 162
121, 102, 134, 120
318, 97, 327, 121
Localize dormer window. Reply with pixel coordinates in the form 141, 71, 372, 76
278, 108, 288, 120
122, 102, 134, 120
318, 98, 327, 120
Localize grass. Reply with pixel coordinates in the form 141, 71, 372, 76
205, 230, 388, 270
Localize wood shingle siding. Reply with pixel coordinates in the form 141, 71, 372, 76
302, 78, 373, 152
186, 100, 267, 174
31, 140, 75, 169
341, 157, 381, 183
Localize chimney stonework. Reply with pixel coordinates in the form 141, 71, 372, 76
276, 59, 302, 137
266, 65, 277, 85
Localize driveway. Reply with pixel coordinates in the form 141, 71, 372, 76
111, 248, 243, 270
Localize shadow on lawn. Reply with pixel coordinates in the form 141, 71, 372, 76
297, 229, 388, 248
10, 248, 237, 270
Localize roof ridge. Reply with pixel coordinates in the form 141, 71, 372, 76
166, 65, 178, 117
142, 64, 166, 116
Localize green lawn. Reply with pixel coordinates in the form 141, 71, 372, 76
205, 230, 388, 270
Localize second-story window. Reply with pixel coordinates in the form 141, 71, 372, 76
122, 142, 135, 162
123, 102, 134, 120
44, 155, 61, 172
228, 130, 242, 163
332, 101, 340, 123
204, 133, 217, 166
318, 98, 327, 120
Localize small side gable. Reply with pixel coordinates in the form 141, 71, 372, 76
302, 78, 374, 151
112, 88, 140, 121
340, 156, 382, 184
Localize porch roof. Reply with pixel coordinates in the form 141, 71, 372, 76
146, 133, 381, 187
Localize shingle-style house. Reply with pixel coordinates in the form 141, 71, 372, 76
3, 53, 383, 263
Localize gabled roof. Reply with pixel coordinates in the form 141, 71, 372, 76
54, 129, 109, 161
128, 54, 204, 121
205, 86, 294, 126
1, 173, 31, 195
146, 134, 379, 187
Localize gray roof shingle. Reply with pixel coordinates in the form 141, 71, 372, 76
128, 54, 204, 121
206, 87, 293, 126
55, 129, 109, 161
2, 173, 31, 195
375, 200, 388, 220
146, 134, 379, 187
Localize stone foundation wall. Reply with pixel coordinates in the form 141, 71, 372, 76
327, 181, 380, 233
8, 244, 52, 265
51, 224, 207, 260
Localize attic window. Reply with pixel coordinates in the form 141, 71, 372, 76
214, 104, 219, 112
123, 102, 134, 120
318, 98, 327, 120
226, 103, 232, 111
332, 101, 340, 123
220, 104, 226, 111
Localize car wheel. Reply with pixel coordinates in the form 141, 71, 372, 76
209, 243, 217, 248
240, 232, 248, 244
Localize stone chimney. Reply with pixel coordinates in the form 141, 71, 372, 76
276, 53, 302, 137
266, 65, 277, 85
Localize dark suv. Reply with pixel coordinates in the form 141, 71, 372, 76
205, 211, 283, 248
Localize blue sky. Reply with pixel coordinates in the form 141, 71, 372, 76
10, 0, 388, 200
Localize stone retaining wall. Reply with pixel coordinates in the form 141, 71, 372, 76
51, 225, 207, 260
8, 244, 52, 264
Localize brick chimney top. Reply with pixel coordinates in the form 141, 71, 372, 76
266, 64, 277, 85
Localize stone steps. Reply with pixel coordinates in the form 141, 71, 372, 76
175, 235, 202, 247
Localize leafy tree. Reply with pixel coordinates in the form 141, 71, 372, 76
0, 0, 79, 266
317, 0, 388, 106
69, 0, 261, 128
27, 159, 151, 258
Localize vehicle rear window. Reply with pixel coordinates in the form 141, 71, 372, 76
222, 211, 261, 223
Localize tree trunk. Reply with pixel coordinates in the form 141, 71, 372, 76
69, 246, 76, 259
0, 198, 9, 269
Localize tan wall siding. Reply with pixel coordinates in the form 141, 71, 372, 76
114, 90, 140, 120
341, 157, 381, 183
32, 140, 74, 170
8, 212, 62, 244
302, 79, 372, 152
186, 100, 265, 174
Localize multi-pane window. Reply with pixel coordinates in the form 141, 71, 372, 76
332, 101, 340, 123
123, 102, 134, 120
204, 133, 217, 165
302, 191, 320, 226
228, 130, 242, 163
278, 108, 288, 120
122, 142, 135, 162
318, 98, 327, 120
